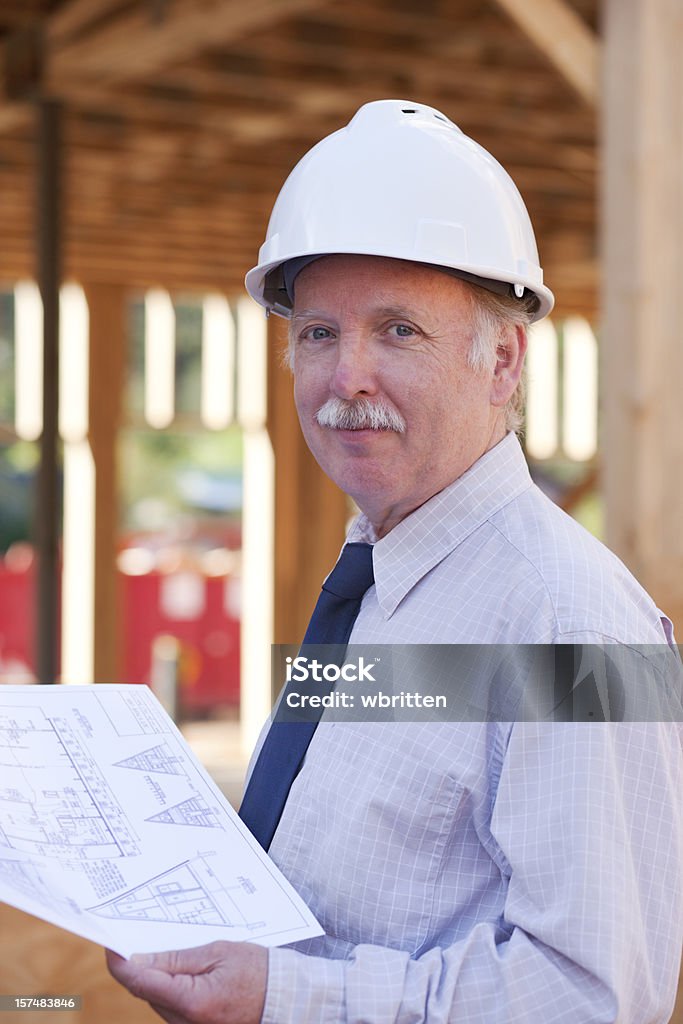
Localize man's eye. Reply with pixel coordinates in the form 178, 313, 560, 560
303, 326, 333, 341
392, 324, 415, 338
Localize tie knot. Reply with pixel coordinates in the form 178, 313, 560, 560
322, 542, 374, 600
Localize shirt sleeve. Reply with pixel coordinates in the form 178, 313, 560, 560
261, 721, 683, 1024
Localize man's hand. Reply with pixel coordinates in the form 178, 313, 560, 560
105, 941, 267, 1024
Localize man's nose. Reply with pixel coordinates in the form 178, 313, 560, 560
329, 336, 379, 400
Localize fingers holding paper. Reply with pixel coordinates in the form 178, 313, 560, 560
105, 941, 267, 1024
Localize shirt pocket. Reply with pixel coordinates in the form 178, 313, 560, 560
283, 722, 466, 954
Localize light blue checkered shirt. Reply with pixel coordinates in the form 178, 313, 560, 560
259, 434, 683, 1023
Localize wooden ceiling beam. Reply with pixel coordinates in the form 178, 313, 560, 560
1, 30, 594, 154
42, 75, 317, 148
48, 0, 126, 47
171, 24, 593, 109
291, 0, 491, 49
51, 74, 592, 154
0, 1, 52, 31
0, 0, 599, 314
47, 0, 338, 85
0, 210, 597, 257
490, 0, 599, 106
164, 54, 557, 113
0, 109, 595, 190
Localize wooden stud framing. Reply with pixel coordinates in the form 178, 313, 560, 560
47, 0, 336, 84
84, 282, 124, 682
601, 0, 683, 635
34, 97, 61, 684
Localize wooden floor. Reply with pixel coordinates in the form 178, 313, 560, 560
0, 904, 158, 1024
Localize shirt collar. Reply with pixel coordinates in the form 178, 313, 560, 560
346, 433, 533, 619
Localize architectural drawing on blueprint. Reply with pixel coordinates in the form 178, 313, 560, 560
88, 853, 265, 931
0, 856, 70, 913
113, 743, 186, 776
0, 704, 140, 860
146, 795, 226, 829
95, 689, 172, 737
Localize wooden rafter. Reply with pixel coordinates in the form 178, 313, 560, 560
47, 0, 337, 84
491, 0, 599, 107
0, 0, 599, 318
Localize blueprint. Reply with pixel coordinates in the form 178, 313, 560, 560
0, 685, 322, 956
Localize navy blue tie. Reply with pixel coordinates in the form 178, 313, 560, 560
239, 542, 374, 849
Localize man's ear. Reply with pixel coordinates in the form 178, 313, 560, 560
490, 324, 527, 408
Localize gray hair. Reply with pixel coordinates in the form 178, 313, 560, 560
466, 284, 535, 434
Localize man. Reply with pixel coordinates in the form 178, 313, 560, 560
108, 101, 683, 1023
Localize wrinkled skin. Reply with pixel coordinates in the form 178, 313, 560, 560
105, 942, 267, 1024
291, 255, 526, 537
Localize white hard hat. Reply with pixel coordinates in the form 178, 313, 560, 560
245, 99, 554, 322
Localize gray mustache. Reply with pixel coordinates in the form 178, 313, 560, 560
316, 397, 406, 433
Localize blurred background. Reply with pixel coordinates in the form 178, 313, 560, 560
0, 0, 681, 1019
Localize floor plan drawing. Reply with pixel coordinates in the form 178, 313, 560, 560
89, 854, 264, 930
146, 795, 225, 829
113, 742, 187, 776
0, 685, 323, 956
0, 704, 140, 860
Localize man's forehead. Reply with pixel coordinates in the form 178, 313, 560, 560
290, 303, 437, 327
291, 254, 473, 312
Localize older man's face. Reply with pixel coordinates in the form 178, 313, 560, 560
291, 255, 513, 537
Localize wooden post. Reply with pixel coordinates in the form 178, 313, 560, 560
602, 8, 683, 1016
601, 0, 683, 636
35, 98, 61, 684
84, 283, 125, 681
266, 315, 348, 649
